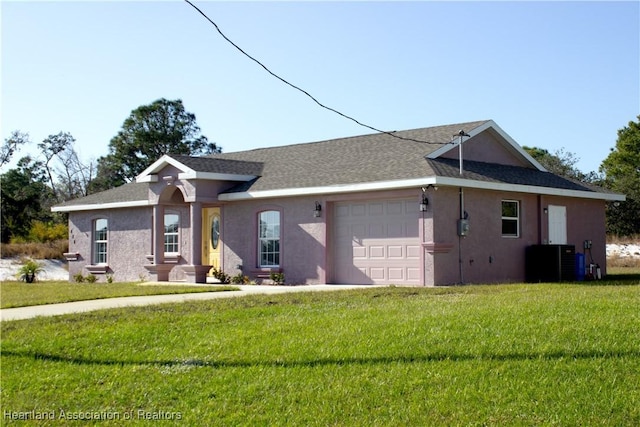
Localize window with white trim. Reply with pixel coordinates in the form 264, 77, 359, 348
501, 200, 520, 237
164, 213, 180, 254
258, 210, 280, 267
93, 218, 108, 264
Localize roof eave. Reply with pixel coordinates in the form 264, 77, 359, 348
219, 176, 624, 202
51, 200, 151, 213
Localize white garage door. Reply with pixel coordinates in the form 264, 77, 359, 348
333, 199, 421, 285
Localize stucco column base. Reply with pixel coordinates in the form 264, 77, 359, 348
143, 264, 174, 282
181, 265, 213, 284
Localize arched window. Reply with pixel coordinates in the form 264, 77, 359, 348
93, 218, 108, 264
164, 213, 180, 254
258, 210, 280, 267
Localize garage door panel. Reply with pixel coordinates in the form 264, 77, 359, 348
386, 223, 403, 237
369, 203, 384, 215
407, 245, 421, 258
369, 246, 385, 258
352, 246, 366, 258
388, 245, 403, 258
407, 268, 421, 280
351, 204, 367, 216
369, 223, 385, 238
388, 268, 404, 280
370, 268, 386, 280
334, 199, 421, 285
387, 201, 404, 215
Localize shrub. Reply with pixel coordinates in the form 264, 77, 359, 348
27, 221, 68, 243
85, 274, 98, 283
270, 272, 285, 285
16, 259, 44, 283
211, 267, 230, 284
73, 273, 85, 283
231, 273, 250, 284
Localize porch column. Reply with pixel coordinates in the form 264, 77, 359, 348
190, 202, 202, 265
153, 204, 165, 264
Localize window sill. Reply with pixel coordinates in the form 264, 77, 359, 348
164, 254, 181, 264
252, 267, 283, 278
423, 242, 454, 254
86, 264, 109, 274
63, 252, 80, 261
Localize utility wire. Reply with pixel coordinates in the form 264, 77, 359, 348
184, 0, 447, 145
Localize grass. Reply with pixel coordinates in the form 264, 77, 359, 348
2, 281, 639, 425
0, 281, 238, 309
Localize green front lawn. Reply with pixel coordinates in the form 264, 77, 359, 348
2, 283, 639, 425
0, 281, 237, 308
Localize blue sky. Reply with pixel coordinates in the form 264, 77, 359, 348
2, 1, 638, 174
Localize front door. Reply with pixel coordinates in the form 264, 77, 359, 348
203, 207, 221, 275
548, 205, 567, 244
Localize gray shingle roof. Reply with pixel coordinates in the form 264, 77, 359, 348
55, 182, 150, 208
169, 155, 264, 176
53, 119, 619, 209
428, 158, 616, 194
216, 120, 489, 193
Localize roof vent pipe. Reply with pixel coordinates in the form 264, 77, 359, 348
455, 130, 471, 175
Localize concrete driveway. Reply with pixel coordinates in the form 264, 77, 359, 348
0, 284, 379, 322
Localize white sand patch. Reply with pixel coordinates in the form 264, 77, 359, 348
606, 243, 640, 259
0, 258, 69, 282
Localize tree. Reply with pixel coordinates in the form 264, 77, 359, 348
0, 156, 54, 243
37, 132, 95, 202
600, 116, 640, 236
89, 98, 220, 192
0, 130, 30, 168
38, 132, 74, 201
523, 146, 600, 183
54, 144, 95, 200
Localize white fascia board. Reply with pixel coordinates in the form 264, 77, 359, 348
178, 172, 257, 182
218, 178, 439, 201
218, 176, 624, 202
433, 176, 626, 201
51, 200, 150, 213
136, 174, 158, 183
426, 120, 547, 172
136, 155, 194, 183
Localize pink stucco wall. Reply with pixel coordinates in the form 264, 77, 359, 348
429, 187, 540, 285
222, 195, 327, 284
66, 182, 607, 286
67, 202, 194, 283
542, 195, 607, 275
440, 129, 527, 167
68, 207, 153, 282
427, 187, 608, 285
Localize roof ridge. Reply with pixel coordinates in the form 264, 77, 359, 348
220, 120, 491, 155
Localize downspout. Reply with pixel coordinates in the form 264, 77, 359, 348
459, 187, 464, 284
456, 130, 470, 285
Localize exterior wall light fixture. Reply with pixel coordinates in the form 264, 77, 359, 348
419, 193, 429, 212
314, 201, 322, 217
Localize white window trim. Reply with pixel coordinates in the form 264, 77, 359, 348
501, 200, 520, 238
93, 218, 108, 265
258, 210, 281, 268
164, 213, 180, 255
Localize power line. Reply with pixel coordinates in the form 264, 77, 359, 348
183, 0, 447, 145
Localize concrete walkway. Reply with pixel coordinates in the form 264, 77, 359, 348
0, 284, 378, 322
